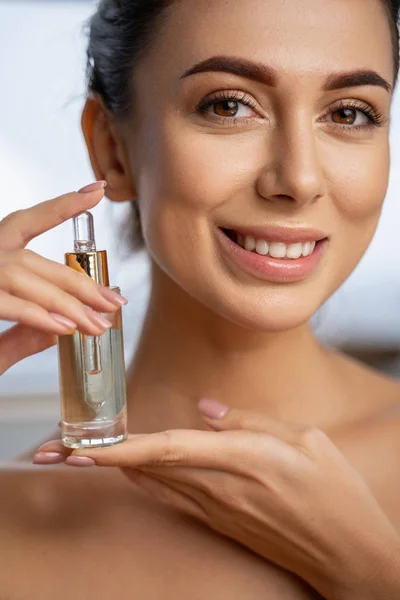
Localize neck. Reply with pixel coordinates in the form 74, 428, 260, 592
126, 264, 343, 435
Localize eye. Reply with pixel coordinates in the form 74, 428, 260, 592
322, 100, 387, 131
197, 91, 259, 123
210, 99, 255, 118
329, 107, 369, 127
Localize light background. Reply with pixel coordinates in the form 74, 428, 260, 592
0, 0, 399, 458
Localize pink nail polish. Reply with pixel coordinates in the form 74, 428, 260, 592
78, 181, 107, 194
83, 307, 112, 330
49, 313, 78, 330
33, 452, 64, 464
97, 286, 128, 307
66, 456, 96, 467
198, 398, 229, 419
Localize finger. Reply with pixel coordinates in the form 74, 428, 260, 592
4, 249, 128, 313
0, 264, 114, 336
0, 324, 56, 375
140, 469, 223, 523
35, 440, 98, 467
32, 452, 67, 465
139, 465, 256, 522
71, 429, 288, 473
65, 456, 97, 467
198, 399, 304, 444
0, 181, 106, 250
124, 469, 208, 521
33, 439, 72, 466
141, 465, 222, 504
0, 290, 79, 335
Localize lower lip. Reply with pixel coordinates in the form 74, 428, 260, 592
216, 228, 328, 283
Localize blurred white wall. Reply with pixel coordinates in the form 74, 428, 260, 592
0, 0, 151, 402
0, 0, 399, 406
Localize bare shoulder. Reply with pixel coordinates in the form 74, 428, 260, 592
329, 351, 400, 531
328, 349, 400, 428
0, 466, 153, 598
0, 466, 317, 600
331, 349, 400, 407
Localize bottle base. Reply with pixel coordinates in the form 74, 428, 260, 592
63, 433, 127, 449
62, 417, 127, 449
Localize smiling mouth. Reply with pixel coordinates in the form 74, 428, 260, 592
221, 229, 324, 259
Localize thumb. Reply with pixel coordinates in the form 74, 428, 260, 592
0, 324, 57, 375
197, 398, 298, 442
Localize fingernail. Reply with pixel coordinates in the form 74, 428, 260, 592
83, 307, 112, 330
97, 286, 128, 307
198, 398, 229, 419
66, 456, 96, 467
49, 313, 78, 330
33, 452, 64, 464
78, 181, 107, 194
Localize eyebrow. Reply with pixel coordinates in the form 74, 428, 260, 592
180, 56, 279, 87
180, 55, 392, 93
323, 70, 392, 93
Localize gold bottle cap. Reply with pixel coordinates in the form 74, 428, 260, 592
65, 250, 109, 286
66, 211, 110, 285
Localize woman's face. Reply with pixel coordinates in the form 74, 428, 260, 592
124, 0, 393, 331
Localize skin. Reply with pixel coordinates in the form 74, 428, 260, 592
0, 0, 399, 598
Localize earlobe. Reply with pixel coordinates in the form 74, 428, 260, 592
81, 96, 137, 203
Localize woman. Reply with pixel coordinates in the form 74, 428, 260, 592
0, 0, 399, 597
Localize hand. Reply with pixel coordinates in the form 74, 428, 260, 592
0, 181, 128, 375
35, 400, 400, 598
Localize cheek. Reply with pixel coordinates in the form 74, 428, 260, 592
135, 116, 259, 260
330, 139, 389, 244
319, 139, 390, 297
139, 120, 256, 212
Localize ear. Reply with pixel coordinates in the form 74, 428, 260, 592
81, 96, 137, 203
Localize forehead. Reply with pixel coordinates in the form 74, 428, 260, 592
142, 0, 393, 84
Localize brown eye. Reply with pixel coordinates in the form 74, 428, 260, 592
199, 95, 257, 121
214, 100, 239, 117
331, 108, 357, 125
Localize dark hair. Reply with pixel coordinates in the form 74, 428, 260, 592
85, 0, 400, 251
385, 1, 400, 77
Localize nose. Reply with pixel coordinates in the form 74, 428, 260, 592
256, 115, 326, 206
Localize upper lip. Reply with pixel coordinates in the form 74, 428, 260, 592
220, 225, 328, 244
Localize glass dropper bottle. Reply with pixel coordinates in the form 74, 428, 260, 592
56, 211, 128, 448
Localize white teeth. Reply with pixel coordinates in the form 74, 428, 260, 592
255, 240, 269, 255
244, 235, 256, 252
286, 242, 303, 259
269, 242, 287, 259
239, 234, 318, 259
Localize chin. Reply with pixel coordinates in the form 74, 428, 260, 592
190, 279, 326, 334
